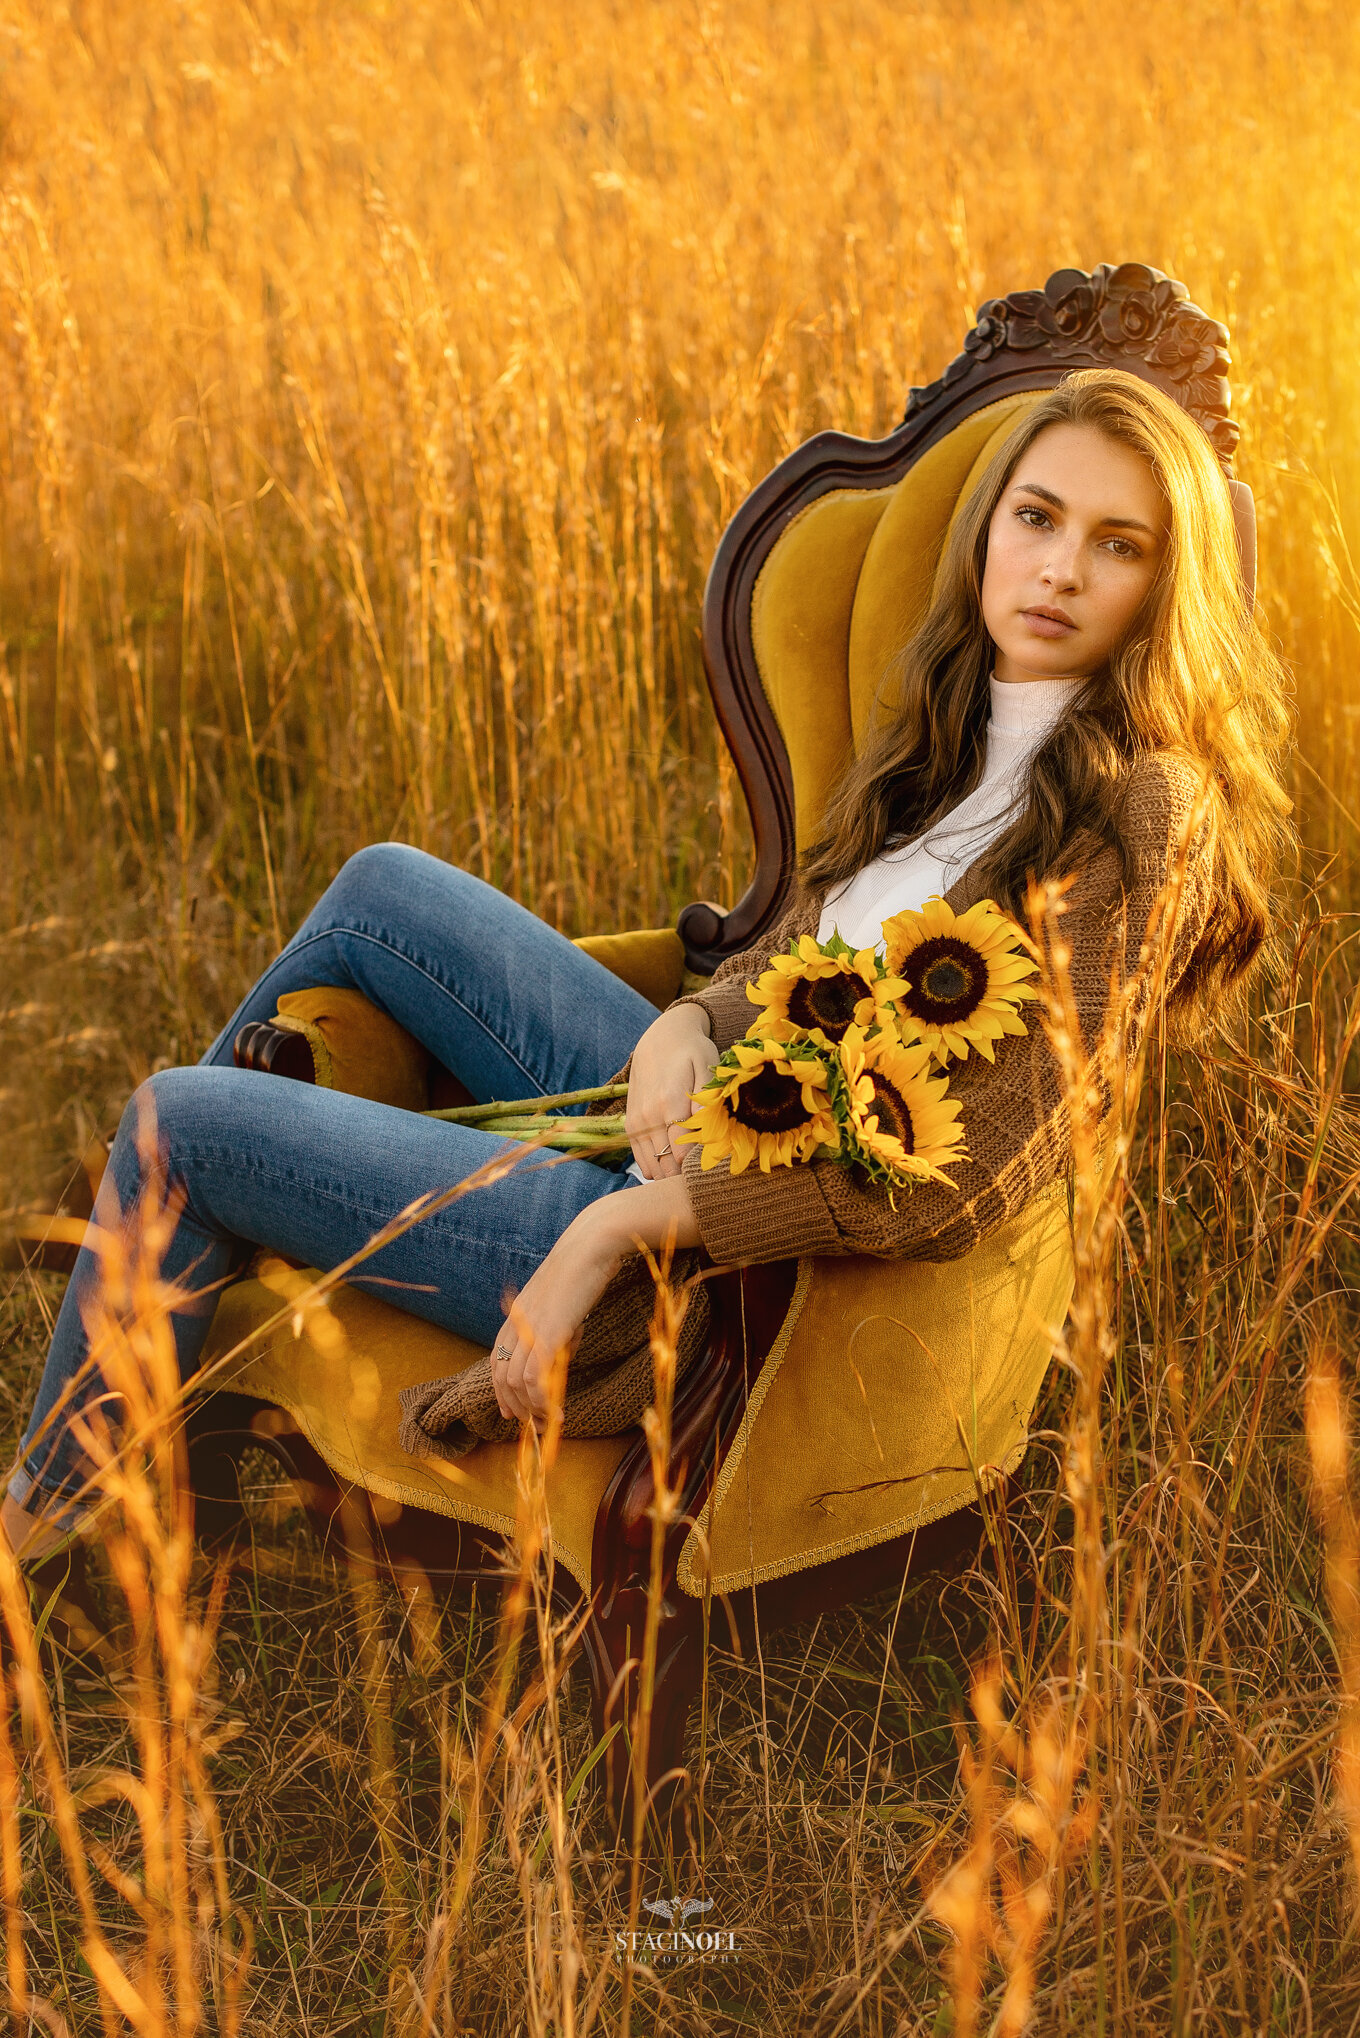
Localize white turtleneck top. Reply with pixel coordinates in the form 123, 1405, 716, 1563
816, 674, 1080, 949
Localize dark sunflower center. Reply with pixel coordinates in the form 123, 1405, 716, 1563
901, 936, 988, 1025
731, 1065, 810, 1134
786, 969, 872, 1040
867, 1073, 913, 1153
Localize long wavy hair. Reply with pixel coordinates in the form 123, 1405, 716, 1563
799, 368, 1293, 1028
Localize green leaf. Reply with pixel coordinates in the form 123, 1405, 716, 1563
530, 1722, 622, 1870
28, 1554, 75, 1656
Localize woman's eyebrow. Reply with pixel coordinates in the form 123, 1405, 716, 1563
1012, 480, 1065, 508
1011, 480, 1159, 538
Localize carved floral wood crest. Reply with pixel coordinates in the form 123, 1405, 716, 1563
905, 262, 1238, 467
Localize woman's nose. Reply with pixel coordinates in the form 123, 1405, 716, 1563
1041, 545, 1081, 592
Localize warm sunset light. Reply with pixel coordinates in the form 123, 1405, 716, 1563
1, 3, 1356, 2031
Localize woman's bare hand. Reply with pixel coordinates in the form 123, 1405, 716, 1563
490, 1220, 614, 1426
624, 1003, 717, 1180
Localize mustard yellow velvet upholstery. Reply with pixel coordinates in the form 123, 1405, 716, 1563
677, 1180, 1073, 1595
749, 393, 1044, 848
204, 1184, 1072, 1599
203, 1273, 627, 1594
846, 392, 1043, 746
216, 393, 1072, 1595
572, 927, 686, 1009
750, 488, 894, 849
275, 986, 431, 1109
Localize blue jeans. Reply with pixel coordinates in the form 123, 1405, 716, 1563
12, 846, 660, 1520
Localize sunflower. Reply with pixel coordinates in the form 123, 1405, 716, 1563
837, 1026, 967, 1186
747, 934, 906, 1047
880, 896, 1038, 1063
676, 1037, 841, 1175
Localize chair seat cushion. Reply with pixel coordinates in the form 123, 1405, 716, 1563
201, 1274, 629, 1594
676, 1176, 1074, 1596
201, 1177, 1072, 1602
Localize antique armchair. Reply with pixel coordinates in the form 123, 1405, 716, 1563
194, 263, 1254, 1818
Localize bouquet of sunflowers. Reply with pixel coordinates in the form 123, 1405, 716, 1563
675, 897, 1039, 1196
425, 896, 1038, 1199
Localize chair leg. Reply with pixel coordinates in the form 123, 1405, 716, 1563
181, 1392, 268, 1553
583, 1577, 706, 1841
586, 1262, 800, 1844
180, 1391, 325, 1556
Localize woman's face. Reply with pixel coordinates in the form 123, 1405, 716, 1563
980, 422, 1167, 684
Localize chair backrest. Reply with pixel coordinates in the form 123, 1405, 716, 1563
679, 261, 1254, 974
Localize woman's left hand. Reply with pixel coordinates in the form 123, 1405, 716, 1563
490, 1177, 701, 1428
490, 1207, 619, 1426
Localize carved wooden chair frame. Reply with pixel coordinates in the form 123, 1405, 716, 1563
201, 262, 1249, 1826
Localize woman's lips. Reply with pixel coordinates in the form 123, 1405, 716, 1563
1020, 608, 1077, 638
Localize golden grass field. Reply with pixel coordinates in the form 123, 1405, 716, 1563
3, 0, 1360, 2030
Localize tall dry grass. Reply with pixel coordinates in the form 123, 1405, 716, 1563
2, 0, 1360, 2029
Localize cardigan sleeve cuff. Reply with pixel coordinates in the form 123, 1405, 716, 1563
668, 980, 758, 1054
682, 1148, 845, 1265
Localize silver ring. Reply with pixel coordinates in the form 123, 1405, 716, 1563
493, 1345, 513, 1365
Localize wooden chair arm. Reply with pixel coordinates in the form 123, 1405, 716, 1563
585, 1257, 799, 1818
233, 1018, 318, 1083
590, 1261, 798, 1590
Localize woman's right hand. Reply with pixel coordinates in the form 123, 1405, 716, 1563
625, 1004, 718, 1179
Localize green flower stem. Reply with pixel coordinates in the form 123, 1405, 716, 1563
433, 1110, 631, 1150
424, 1081, 629, 1124
481, 1114, 627, 1135
493, 1126, 631, 1150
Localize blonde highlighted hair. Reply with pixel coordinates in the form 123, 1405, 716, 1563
800, 368, 1293, 1028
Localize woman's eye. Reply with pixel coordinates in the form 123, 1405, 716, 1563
1016, 505, 1050, 529
1104, 536, 1141, 560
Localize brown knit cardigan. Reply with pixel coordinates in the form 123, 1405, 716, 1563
399, 749, 1215, 1462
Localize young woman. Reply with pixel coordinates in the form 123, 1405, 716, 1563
4, 367, 1291, 1566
